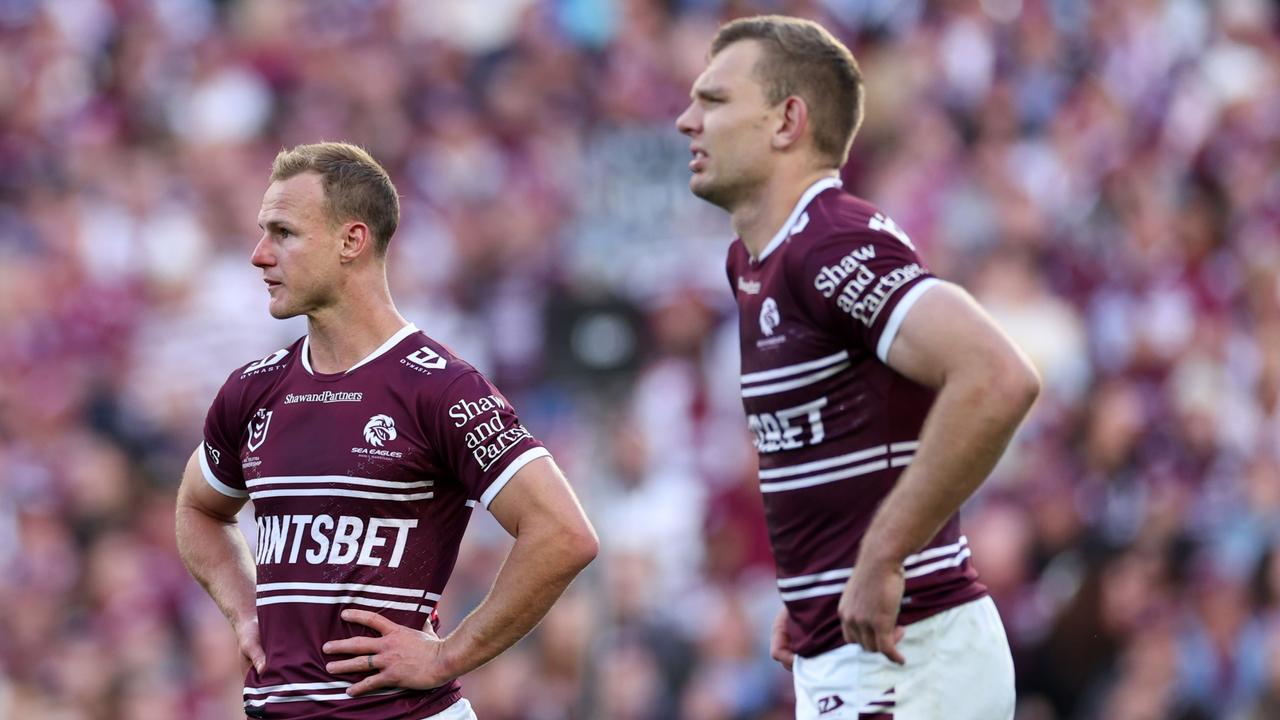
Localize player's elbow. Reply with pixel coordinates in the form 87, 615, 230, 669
988, 348, 1040, 420
564, 520, 600, 573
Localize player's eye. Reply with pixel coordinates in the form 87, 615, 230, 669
278, 228, 292, 238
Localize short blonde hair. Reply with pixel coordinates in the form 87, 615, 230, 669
271, 142, 400, 255
712, 16, 865, 168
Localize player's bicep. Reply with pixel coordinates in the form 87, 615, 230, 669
487, 456, 594, 544
884, 282, 1026, 390
177, 445, 247, 522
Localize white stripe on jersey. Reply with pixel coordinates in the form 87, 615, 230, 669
780, 582, 847, 602
758, 440, 917, 492
875, 277, 941, 362
247, 475, 433, 490
256, 581, 432, 598
760, 458, 895, 493
904, 536, 968, 567
199, 442, 248, 498
245, 688, 404, 706
250, 488, 435, 502
244, 681, 350, 695
904, 547, 972, 580
741, 350, 849, 385
776, 537, 970, 600
759, 444, 892, 480
776, 567, 854, 588
255, 594, 429, 612
741, 361, 850, 398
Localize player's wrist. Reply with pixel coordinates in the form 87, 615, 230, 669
429, 633, 466, 686
855, 542, 910, 571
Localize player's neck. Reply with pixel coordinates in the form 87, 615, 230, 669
732, 168, 839, 260
304, 282, 409, 375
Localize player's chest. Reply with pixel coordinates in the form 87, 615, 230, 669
237, 387, 428, 482
733, 261, 838, 365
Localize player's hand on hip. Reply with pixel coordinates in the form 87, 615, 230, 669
235, 616, 267, 675
769, 606, 796, 671
324, 609, 452, 696
838, 560, 907, 665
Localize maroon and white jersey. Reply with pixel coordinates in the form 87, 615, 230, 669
200, 324, 550, 719
727, 178, 986, 658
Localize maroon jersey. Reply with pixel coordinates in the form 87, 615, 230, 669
727, 178, 986, 658
200, 324, 550, 719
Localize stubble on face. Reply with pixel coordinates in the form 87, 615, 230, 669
684, 41, 775, 212
255, 174, 339, 320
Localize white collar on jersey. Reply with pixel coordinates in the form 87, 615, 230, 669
300, 323, 419, 376
754, 176, 843, 263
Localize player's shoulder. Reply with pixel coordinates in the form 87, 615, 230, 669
799, 189, 908, 250
390, 328, 478, 386
223, 336, 305, 390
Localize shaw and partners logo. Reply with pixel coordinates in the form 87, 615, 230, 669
247, 408, 272, 452
449, 393, 531, 471
284, 391, 363, 404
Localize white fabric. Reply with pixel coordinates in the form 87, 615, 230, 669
792, 597, 1014, 719
420, 698, 477, 719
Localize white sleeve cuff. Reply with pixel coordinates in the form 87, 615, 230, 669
199, 442, 249, 498
479, 447, 552, 509
876, 278, 942, 363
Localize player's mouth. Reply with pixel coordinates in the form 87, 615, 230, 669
264, 279, 283, 292
689, 147, 708, 172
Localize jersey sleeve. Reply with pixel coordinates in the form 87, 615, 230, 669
427, 371, 551, 509
791, 212, 942, 363
200, 373, 249, 499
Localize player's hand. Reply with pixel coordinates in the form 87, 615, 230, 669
234, 616, 267, 676
769, 606, 796, 671
838, 559, 907, 665
323, 609, 453, 696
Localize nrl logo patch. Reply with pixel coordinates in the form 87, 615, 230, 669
247, 408, 273, 452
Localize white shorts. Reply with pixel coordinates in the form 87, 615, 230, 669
421, 698, 476, 719
792, 597, 1014, 720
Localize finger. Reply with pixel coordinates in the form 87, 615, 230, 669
341, 609, 399, 634
326, 655, 379, 676
323, 637, 381, 657
773, 647, 795, 671
853, 621, 878, 655
877, 626, 906, 665
841, 621, 858, 647
347, 671, 397, 697
246, 643, 267, 674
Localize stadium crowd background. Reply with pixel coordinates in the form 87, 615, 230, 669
1, 0, 1278, 718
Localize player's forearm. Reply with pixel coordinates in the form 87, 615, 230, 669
859, 362, 1038, 567
438, 521, 597, 678
176, 505, 258, 629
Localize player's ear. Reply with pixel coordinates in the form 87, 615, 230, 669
772, 96, 809, 152
339, 221, 373, 263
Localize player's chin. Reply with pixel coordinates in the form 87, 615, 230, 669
266, 297, 301, 320
689, 175, 730, 209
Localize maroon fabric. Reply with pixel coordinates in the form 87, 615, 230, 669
203, 329, 547, 719
727, 186, 986, 659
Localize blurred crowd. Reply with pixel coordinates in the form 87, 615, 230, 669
1, 0, 1278, 718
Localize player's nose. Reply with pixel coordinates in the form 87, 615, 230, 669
676, 103, 699, 137
250, 233, 274, 268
